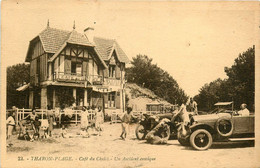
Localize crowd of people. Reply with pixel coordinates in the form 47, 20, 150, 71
6, 105, 105, 147
6, 98, 251, 147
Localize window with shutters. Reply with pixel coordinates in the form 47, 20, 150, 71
108, 92, 115, 108
109, 65, 115, 78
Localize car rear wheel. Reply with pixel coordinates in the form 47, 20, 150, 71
135, 124, 147, 140
190, 129, 212, 150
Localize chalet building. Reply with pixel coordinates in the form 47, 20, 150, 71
25, 24, 129, 114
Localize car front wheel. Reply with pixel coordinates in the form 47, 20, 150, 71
190, 129, 213, 150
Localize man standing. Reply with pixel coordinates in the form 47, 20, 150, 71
186, 97, 198, 115
6, 112, 15, 147
120, 107, 136, 140
237, 104, 250, 116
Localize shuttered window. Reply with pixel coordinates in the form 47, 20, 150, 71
82, 61, 88, 76
115, 65, 120, 79
64, 59, 71, 74
115, 91, 121, 109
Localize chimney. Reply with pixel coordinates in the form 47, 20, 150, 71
84, 27, 95, 43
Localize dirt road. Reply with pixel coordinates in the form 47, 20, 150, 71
4, 123, 259, 168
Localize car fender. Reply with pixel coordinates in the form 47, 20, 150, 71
190, 123, 215, 135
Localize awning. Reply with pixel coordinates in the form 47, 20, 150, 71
16, 83, 30, 91
214, 102, 233, 106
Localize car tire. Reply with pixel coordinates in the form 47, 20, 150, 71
135, 124, 147, 140
190, 129, 213, 150
177, 131, 190, 146
215, 117, 233, 137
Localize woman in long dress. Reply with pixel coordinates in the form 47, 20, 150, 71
81, 106, 89, 129
95, 107, 104, 136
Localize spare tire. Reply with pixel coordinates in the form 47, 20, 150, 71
215, 117, 233, 137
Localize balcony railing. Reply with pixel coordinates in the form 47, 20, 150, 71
53, 72, 103, 85
103, 78, 122, 86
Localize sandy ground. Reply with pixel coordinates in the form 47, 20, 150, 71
3, 123, 259, 168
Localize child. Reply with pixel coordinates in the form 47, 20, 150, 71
80, 127, 90, 138
120, 107, 136, 140
48, 114, 54, 137
95, 107, 104, 136
6, 112, 15, 147
26, 118, 36, 142
33, 116, 41, 140
39, 119, 49, 139
60, 124, 68, 138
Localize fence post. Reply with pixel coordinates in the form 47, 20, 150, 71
15, 108, 18, 127
19, 109, 21, 121
22, 108, 25, 119
41, 109, 44, 119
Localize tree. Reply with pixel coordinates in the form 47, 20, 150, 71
126, 55, 188, 105
224, 46, 255, 111
194, 46, 255, 111
7, 63, 30, 108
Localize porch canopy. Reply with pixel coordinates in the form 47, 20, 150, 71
16, 83, 30, 91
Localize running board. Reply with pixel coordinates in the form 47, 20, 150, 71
229, 137, 255, 141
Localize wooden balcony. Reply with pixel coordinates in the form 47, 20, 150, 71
103, 78, 122, 86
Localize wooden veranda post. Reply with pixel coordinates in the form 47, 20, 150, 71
75, 110, 78, 125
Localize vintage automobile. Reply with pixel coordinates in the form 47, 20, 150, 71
178, 102, 255, 150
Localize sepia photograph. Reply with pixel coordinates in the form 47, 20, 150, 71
1, 1, 260, 168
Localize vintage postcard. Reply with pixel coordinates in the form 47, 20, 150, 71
1, 1, 260, 168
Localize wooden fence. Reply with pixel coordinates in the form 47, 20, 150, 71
11, 108, 97, 126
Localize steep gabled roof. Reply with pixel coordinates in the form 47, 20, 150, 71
48, 30, 107, 68
25, 26, 129, 65
93, 37, 130, 63
39, 27, 71, 53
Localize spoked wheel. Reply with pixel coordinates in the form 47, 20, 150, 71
190, 129, 212, 150
135, 124, 147, 140
160, 124, 171, 140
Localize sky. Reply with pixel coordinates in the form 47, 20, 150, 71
1, 1, 258, 96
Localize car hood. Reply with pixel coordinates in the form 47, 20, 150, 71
192, 113, 231, 122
